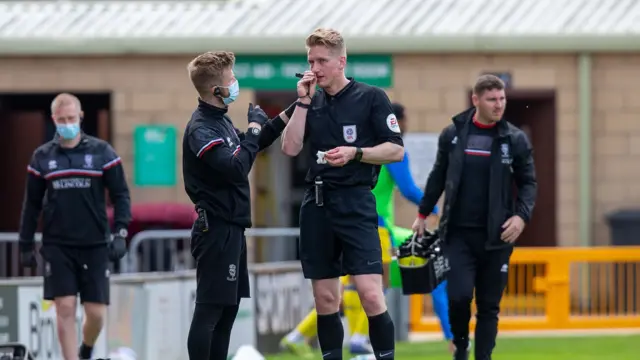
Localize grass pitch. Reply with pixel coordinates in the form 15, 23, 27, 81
265, 334, 639, 360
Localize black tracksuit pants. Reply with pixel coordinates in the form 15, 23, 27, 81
446, 227, 513, 360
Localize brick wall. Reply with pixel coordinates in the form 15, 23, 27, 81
1, 54, 639, 246
591, 55, 640, 245
0, 56, 256, 205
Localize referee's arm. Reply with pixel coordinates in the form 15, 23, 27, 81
19, 153, 47, 246
102, 145, 132, 231
418, 127, 451, 218
362, 87, 404, 164
235, 102, 296, 151
189, 126, 260, 180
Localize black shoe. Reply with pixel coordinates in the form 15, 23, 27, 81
453, 342, 471, 360
453, 349, 469, 360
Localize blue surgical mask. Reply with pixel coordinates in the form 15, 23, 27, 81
56, 123, 80, 140
221, 80, 240, 105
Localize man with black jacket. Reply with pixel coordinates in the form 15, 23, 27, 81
412, 75, 537, 360
183, 51, 296, 360
18, 93, 131, 360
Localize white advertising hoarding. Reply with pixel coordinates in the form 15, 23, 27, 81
17, 286, 108, 360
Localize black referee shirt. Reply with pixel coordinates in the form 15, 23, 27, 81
303, 79, 403, 188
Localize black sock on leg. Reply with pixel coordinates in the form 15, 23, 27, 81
368, 311, 395, 359
316, 312, 344, 359
78, 343, 93, 359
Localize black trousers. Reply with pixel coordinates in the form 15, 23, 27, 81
191, 214, 249, 305
445, 227, 513, 360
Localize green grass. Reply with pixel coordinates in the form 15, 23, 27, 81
266, 335, 639, 360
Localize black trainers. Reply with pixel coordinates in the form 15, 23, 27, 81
453, 341, 471, 360
453, 348, 469, 360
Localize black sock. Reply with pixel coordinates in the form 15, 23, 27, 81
187, 303, 224, 360
368, 311, 395, 359
78, 343, 93, 359
316, 312, 344, 359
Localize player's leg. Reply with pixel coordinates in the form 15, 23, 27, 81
77, 245, 111, 359
279, 308, 316, 357
187, 218, 242, 360
473, 246, 513, 360
430, 280, 455, 352
341, 275, 360, 335
299, 195, 344, 359
348, 226, 392, 355
446, 229, 478, 360
337, 190, 394, 360
281, 277, 347, 353
40, 245, 81, 360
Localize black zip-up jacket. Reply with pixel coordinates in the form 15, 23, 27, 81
19, 134, 131, 247
183, 100, 295, 228
418, 107, 537, 249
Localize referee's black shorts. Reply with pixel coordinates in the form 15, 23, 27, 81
40, 244, 110, 305
298, 186, 383, 280
190, 211, 249, 306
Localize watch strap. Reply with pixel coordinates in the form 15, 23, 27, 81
354, 147, 363, 162
296, 101, 311, 109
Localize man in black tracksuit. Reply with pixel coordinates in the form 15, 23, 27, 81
412, 75, 537, 360
18, 93, 131, 360
183, 51, 296, 360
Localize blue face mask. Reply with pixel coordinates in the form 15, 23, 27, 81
56, 123, 80, 140
221, 80, 240, 105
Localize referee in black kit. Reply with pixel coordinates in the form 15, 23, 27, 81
412, 74, 537, 360
281, 28, 404, 360
182, 51, 295, 360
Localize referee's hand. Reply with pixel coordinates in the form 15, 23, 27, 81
297, 71, 316, 99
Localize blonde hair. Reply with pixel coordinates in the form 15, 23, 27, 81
187, 51, 236, 96
305, 28, 346, 56
51, 93, 81, 114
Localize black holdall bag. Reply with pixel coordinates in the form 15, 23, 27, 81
396, 229, 450, 295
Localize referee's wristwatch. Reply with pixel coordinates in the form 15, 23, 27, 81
354, 147, 363, 162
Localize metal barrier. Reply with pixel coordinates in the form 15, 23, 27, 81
123, 228, 301, 273
0, 233, 43, 278
0, 229, 301, 275
410, 246, 640, 332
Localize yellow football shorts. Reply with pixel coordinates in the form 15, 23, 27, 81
379, 226, 393, 264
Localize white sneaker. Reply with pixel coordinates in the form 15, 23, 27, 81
349, 355, 376, 360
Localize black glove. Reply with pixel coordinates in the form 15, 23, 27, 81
108, 231, 128, 261
247, 103, 269, 127
19, 241, 37, 268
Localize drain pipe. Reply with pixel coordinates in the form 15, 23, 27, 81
578, 53, 592, 247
